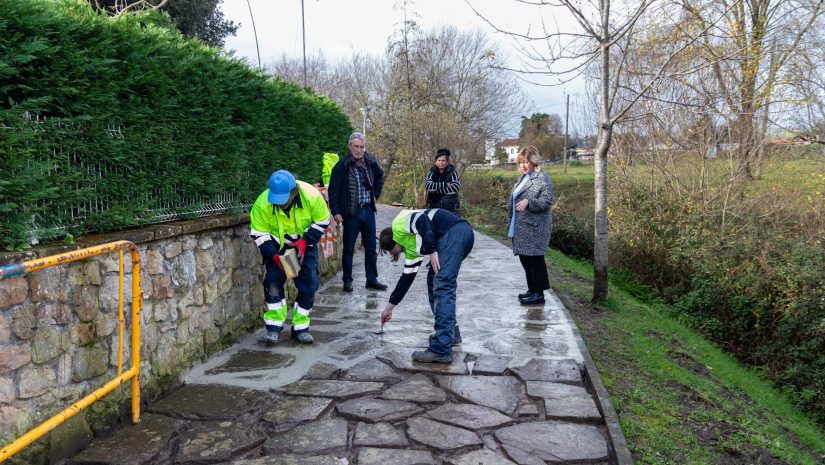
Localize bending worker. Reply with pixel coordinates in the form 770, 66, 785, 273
250, 170, 331, 344
379, 208, 474, 364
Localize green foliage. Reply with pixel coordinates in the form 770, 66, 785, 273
0, 0, 352, 250
610, 179, 825, 424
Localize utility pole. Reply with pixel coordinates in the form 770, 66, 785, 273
563, 93, 570, 174
245, 0, 261, 71
301, 0, 307, 87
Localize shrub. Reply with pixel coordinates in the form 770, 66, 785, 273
0, 0, 352, 249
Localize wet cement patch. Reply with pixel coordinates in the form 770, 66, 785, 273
205, 350, 296, 374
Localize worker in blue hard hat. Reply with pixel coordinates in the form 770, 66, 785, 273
249, 170, 331, 344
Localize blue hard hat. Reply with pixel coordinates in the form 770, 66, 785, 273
267, 170, 296, 204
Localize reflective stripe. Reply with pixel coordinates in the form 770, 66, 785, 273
267, 299, 286, 310
263, 319, 284, 327
292, 322, 310, 330
254, 235, 270, 246
295, 305, 311, 316
403, 257, 422, 274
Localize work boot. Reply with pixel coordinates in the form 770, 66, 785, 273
291, 329, 314, 344
365, 281, 388, 291
518, 290, 531, 299
343, 282, 353, 292
429, 325, 462, 346
519, 292, 545, 305
412, 349, 453, 364
263, 331, 280, 345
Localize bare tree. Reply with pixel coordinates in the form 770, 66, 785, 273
469, 0, 710, 301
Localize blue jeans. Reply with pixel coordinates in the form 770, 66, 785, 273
427, 221, 474, 356
341, 207, 378, 284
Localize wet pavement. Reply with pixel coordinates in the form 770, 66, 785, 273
68, 205, 631, 465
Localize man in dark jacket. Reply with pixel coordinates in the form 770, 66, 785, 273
328, 132, 387, 292
424, 148, 461, 216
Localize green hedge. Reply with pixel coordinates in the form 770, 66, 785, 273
0, 0, 352, 250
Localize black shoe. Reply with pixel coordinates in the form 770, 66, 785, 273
411, 349, 453, 364
343, 282, 353, 292
518, 290, 531, 299
519, 292, 545, 305
365, 281, 388, 291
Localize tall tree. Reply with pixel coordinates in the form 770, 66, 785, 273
519, 113, 565, 162
90, 0, 238, 47
470, 0, 713, 301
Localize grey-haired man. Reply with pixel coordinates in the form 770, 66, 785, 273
328, 132, 388, 292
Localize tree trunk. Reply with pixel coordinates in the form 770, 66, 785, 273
592, 126, 611, 302
592, 39, 611, 303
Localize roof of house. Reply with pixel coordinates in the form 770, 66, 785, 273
497, 138, 519, 148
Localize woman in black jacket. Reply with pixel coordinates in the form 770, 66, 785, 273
425, 148, 461, 216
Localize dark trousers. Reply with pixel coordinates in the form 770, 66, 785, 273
341, 207, 378, 284
518, 254, 550, 293
262, 247, 319, 332
427, 222, 474, 356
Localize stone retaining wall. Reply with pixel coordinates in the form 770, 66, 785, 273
0, 214, 341, 463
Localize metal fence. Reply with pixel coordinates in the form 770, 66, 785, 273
3, 114, 251, 245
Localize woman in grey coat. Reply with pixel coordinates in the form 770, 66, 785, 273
507, 146, 554, 305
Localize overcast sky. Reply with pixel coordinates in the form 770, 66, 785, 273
219, 0, 586, 135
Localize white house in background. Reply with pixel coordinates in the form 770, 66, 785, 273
496, 138, 520, 163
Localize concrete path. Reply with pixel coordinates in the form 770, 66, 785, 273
69, 205, 631, 465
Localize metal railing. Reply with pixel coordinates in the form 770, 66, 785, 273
0, 241, 143, 463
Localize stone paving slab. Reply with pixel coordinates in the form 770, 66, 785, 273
470, 354, 512, 375
379, 373, 446, 403
342, 357, 410, 383
176, 420, 266, 463
424, 403, 515, 430
406, 416, 483, 451
68, 413, 179, 465
435, 375, 522, 415
445, 448, 518, 465
495, 421, 609, 463
261, 396, 333, 425
336, 396, 425, 423
229, 456, 346, 465
262, 418, 348, 454
511, 358, 583, 385
277, 379, 384, 399
526, 381, 602, 422
353, 421, 409, 447
357, 447, 434, 465
148, 384, 272, 420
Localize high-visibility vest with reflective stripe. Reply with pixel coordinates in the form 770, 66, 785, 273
250, 180, 330, 248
